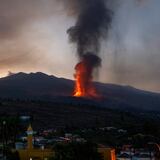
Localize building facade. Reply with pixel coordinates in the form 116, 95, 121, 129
15, 125, 115, 160
15, 125, 54, 160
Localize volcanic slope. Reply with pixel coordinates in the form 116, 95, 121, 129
0, 100, 146, 130
0, 72, 160, 111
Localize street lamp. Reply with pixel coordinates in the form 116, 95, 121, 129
2, 121, 6, 125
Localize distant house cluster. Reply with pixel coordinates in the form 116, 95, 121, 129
12, 125, 116, 160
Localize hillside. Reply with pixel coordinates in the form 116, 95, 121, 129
0, 72, 159, 111
0, 100, 145, 130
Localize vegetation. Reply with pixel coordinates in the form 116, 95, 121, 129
0, 99, 160, 151
0, 116, 21, 146
50, 142, 103, 160
6, 150, 20, 160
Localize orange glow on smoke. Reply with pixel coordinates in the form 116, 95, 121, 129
73, 61, 98, 97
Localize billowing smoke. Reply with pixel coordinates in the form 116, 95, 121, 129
67, 0, 112, 56
67, 0, 113, 97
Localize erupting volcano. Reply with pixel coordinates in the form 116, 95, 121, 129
67, 0, 112, 97
74, 53, 101, 97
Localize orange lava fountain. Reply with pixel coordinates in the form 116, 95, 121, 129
73, 53, 101, 97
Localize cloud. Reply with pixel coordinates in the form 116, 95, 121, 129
100, 0, 160, 92
0, 0, 72, 76
0, 0, 160, 92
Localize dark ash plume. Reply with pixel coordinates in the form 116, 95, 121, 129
67, 0, 112, 57
82, 52, 101, 68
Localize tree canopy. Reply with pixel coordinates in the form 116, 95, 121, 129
50, 142, 103, 160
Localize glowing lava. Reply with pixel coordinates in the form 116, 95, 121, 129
73, 53, 101, 97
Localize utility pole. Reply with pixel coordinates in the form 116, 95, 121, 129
2, 121, 6, 160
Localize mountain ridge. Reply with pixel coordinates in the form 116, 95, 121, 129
0, 72, 160, 112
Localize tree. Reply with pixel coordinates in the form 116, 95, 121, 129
50, 142, 103, 160
6, 150, 20, 160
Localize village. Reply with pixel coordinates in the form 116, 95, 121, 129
0, 115, 159, 160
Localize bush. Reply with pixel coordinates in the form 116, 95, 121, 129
50, 142, 103, 160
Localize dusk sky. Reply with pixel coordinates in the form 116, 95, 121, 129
0, 0, 160, 92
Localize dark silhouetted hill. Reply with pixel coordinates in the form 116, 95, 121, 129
0, 72, 159, 111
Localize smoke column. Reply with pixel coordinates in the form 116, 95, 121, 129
67, 0, 112, 56
67, 0, 113, 97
